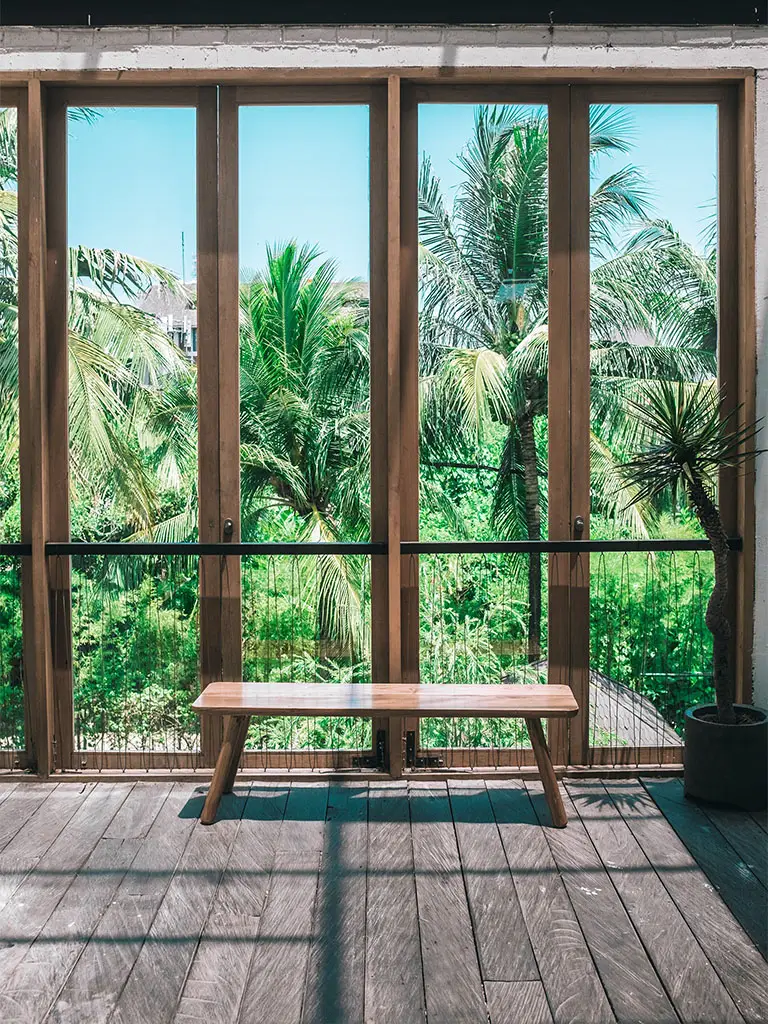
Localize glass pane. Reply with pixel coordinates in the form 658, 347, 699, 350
238, 105, 372, 756
0, 106, 18, 543
588, 103, 718, 753
67, 108, 200, 762
417, 103, 550, 756
0, 106, 24, 767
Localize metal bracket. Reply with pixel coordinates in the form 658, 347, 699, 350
352, 729, 388, 770
406, 731, 444, 769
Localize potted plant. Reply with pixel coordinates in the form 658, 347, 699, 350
621, 381, 767, 810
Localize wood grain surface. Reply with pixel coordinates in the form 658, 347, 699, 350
193, 681, 579, 718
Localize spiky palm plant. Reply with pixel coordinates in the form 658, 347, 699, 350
239, 242, 371, 655
419, 104, 717, 659
621, 381, 761, 724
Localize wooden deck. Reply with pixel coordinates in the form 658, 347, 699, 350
0, 777, 765, 1024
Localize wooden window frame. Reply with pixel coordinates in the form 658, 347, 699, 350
10, 69, 756, 778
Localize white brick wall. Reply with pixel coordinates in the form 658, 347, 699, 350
1, 23, 767, 705
0, 24, 767, 69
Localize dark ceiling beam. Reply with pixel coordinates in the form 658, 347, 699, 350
1, 2, 765, 29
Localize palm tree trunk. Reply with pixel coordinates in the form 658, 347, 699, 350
687, 472, 735, 724
518, 410, 542, 662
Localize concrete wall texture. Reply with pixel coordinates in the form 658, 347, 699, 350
1, 23, 767, 706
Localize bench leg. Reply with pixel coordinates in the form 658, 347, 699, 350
200, 714, 250, 826
526, 717, 568, 828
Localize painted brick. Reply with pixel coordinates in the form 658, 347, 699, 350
147, 27, 175, 45
385, 27, 443, 44
605, 29, 667, 46
337, 26, 386, 44
1, 27, 59, 50
494, 26, 552, 46
551, 28, 610, 46
225, 27, 284, 45
732, 28, 768, 46
92, 28, 152, 47
282, 26, 338, 43
53, 29, 98, 50
441, 27, 500, 44
672, 29, 733, 47
172, 27, 228, 46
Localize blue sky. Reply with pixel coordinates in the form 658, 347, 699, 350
67, 102, 717, 281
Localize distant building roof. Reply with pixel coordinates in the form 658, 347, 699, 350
137, 283, 197, 328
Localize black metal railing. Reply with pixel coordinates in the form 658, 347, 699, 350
0, 537, 733, 772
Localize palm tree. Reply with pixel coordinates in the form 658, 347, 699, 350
0, 106, 194, 537
239, 242, 371, 654
418, 105, 717, 659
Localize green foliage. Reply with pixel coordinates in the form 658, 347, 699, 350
0, 557, 22, 751
621, 381, 762, 505
0, 105, 728, 757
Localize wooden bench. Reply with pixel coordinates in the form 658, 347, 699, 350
192, 681, 579, 827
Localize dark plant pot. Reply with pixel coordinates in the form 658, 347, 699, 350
684, 704, 768, 811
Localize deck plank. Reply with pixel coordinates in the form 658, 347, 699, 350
568, 781, 742, 1024
0, 783, 131, 1003
643, 777, 767, 956
486, 780, 615, 1024
0, 785, 168, 1024
0, 784, 89, 915
0, 785, 58, 855
302, 783, 368, 1024
676, 782, 768, 890
237, 783, 329, 1024
607, 780, 768, 1024
103, 783, 172, 840
47, 782, 201, 1024
485, 981, 554, 1024
447, 780, 538, 982
174, 783, 290, 1024
108, 788, 248, 1024
409, 781, 488, 1024
0, 785, 96, 916
527, 781, 678, 1023
364, 781, 425, 1024
0, 782, 18, 810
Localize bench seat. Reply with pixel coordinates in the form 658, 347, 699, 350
192, 681, 578, 827
193, 681, 579, 719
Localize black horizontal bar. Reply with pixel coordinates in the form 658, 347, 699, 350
43, 538, 743, 557
46, 542, 386, 556
0, 544, 31, 556
401, 538, 743, 554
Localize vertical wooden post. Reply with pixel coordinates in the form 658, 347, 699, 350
720, 81, 757, 707
370, 84, 391, 755
546, 86, 572, 768
45, 89, 73, 771
567, 89, 592, 766
387, 75, 405, 775
548, 86, 590, 768
199, 85, 241, 768
399, 83, 420, 758
718, 90, 740, 710
736, 76, 756, 706
18, 80, 54, 777
197, 86, 223, 766
217, 87, 242, 692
